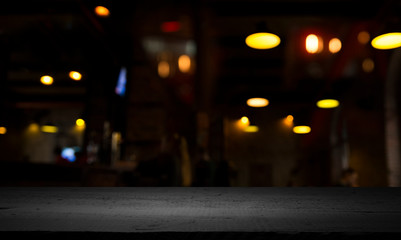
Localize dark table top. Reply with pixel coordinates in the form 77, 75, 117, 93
0, 187, 400, 234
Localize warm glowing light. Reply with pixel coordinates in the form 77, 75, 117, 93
371, 32, 401, 49
283, 115, 294, 127
329, 38, 342, 53
241, 116, 249, 125
95, 6, 110, 17
245, 32, 280, 50
317, 99, 340, 109
27, 123, 40, 133
293, 126, 311, 134
76, 119, 85, 127
0, 127, 6, 134
158, 61, 170, 78
161, 21, 181, 33
244, 125, 259, 133
236, 116, 250, 130
69, 71, 82, 81
305, 34, 323, 54
358, 31, 370, 44
40, 75, 53, 85
41, 125, 58, 133
247, 98, 269, 107
362, 58, 374, 73
178, 55, 191, 73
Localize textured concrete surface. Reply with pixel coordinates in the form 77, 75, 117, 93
0, 188, 401, 233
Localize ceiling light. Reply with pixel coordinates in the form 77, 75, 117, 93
293, 125, 311, 134
40, 75, 53, 85
95, 6, 110, 17
69, 71, 82, 81
317, 99, 340, 109
245, 32, 280, 50
247, 98, 269, 107
371, 32, 401, 50
329, 38, 342, 53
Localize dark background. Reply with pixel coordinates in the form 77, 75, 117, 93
1, 0, 401, 187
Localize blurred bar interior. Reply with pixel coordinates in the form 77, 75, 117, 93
1, 0, 401, 187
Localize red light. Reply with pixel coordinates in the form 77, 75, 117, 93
161, 21, 181, 33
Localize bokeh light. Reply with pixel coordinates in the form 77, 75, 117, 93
40, 75, 53, 85
358, 31, 370, 44
247, 98, 269, 107
305, 34, 323, 54
317, 99, 340, 109
69, 71, 82, 81
158, 61, 170, 78
245, 32, 280, 49
293, 125, 311, 134
329, 38, 342, 53
76, 118, 85, 127
371, 32, 401, 49
178, 55, 191, 73
0, 127, 7, 134
244, 125, 259, 133
362, 58, 375, 73
95, 6, 110, 17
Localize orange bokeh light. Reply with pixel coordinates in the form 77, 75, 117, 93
95, 6, 110, 17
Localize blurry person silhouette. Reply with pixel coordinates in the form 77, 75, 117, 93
336, 168, 359, 187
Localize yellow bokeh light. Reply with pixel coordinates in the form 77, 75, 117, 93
371, 32, 401, 50
41, 125, 58, 133
40, 75, 53, 85
241, 116, 249, 125
95, 6, 110, 17
244, 125, 259, 133
358, 31, 370, 44
329, 38, 342, 53
317, 99, 340, 109
245, 32, 280, 50
293, 125, 311, 134
178, 55, 191, 73
236, 116, 250, 130
362, 58, 374, 73
76, 118, 85, 127
0, 126, 7, 134
305, 34, 323, 54
69, 71, 82, 81
247, 98, 269, 107
158, 61, 170, 78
